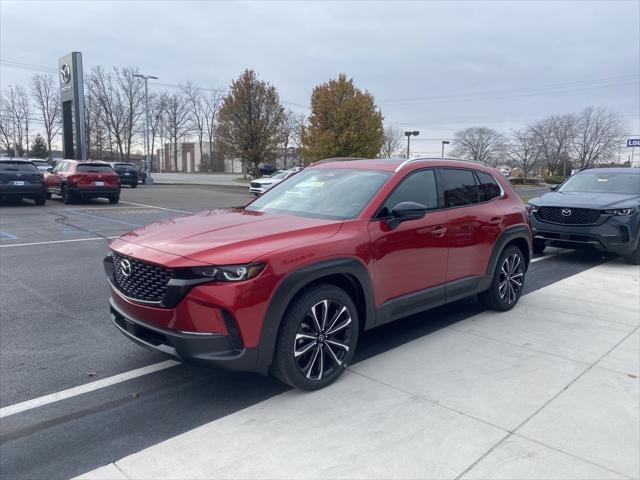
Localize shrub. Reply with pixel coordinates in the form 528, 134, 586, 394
509, 177, 540, 185
544, 175, 566, 184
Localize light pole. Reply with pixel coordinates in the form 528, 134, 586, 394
441, 140, 450, 158
134, 73, 158, 184
404, 131, 419, 159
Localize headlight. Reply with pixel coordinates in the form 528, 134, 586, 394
189, 263, 265, 282
526, 203, 538, 214
602, 208, 635, 216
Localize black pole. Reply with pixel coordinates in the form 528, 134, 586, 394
406, 135, 410, 159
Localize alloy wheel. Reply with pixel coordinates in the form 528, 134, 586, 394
498, 253, 524, 304
293, 299, 352, 381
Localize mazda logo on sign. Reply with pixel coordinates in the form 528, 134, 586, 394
120, 259, 132, 278
562, 209, 572, 216
60, 64, 71, 85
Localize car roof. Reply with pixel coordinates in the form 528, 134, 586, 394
310, 157, 498, 174
576, 167, 640, 174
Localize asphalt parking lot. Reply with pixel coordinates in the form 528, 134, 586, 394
0, 185, 638, 479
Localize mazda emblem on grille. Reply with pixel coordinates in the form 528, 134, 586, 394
120, 259, 132, 278
561, 209, 572, 216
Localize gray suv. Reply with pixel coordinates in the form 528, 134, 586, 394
528, 168, 640, 264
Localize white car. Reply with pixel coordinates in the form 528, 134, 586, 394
249, 170, 296, 196
30, 159, 52, 172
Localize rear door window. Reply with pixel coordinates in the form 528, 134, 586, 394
440, 169, 480, 207
77, 164, 114, 173
476, 171, 502, 202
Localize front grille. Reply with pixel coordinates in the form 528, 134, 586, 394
250, 182, 260, 188
112, 253, 172, 302
536, 207, 601, 225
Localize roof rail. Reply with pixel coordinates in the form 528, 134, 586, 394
310, 157, 368, 167
394, 156, 480, 172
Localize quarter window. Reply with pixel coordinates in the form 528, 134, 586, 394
440, 169, 479, 207
476, 171, 502, 202
379, 169, 439, 217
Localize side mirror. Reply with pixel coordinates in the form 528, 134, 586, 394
47, 167, 53, 173
549, 185, 558, 191
387, 201, 428, 229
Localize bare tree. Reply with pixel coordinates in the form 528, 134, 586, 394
164, 92, 191, 171
203, 87, 225, 171
182, 82, 207, 170
451, 127, 504, 165
379, 125, 404, 158
15, 86, 30, 156
572, 107, 626, 170
530, 114, 576, 176
88, 66, 144, 161
281, 109, 303, 168
505, 128, 540, 182
0, 92, 14, 155
30, 74, 61, 159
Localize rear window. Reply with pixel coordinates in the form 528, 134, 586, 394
0, 161, 38, 171
77, 164, 114, 173
476, 171, 502, 201
114, 163, 137, 171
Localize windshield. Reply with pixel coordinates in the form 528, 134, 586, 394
32, 160, 49, 166
114, 163, 136, 170
247, 168, 391, 220
559, 171, 640, 195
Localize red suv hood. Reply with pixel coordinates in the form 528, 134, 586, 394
114, 208, 342, 265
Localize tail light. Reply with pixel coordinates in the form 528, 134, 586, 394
67, 174, 79, 186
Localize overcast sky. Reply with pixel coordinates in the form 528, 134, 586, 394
1, 0, 638, 156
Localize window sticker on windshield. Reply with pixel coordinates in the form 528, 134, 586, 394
597, 178, 608, 182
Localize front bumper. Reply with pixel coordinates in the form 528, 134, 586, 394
110, 298, 259, 371
531, 213, 639, 255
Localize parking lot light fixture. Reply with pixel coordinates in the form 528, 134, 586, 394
133, 74, 158, 184
404, 131, 419, 158
441, 140, 450, 158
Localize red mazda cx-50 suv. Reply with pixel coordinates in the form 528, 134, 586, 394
104, 158, 531, 389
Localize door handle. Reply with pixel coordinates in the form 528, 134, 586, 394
489, 217, 504, 225
431, 226, 447, 237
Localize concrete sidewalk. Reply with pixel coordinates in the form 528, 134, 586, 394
151, 172, 248, 188
77, 260, 639, 480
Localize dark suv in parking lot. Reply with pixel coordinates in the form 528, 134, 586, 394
104, 158, 531, 390
528, 168, 640, 264
0, 159, 47, 205
107, 162, 139, 188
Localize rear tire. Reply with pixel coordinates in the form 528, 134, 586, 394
109, 194, 120, 204
34, 193, 46, 206
61, 185, 74, 204
131, 182, 137, 189
46, 192, 52, 199
272, 284, 358, 390
479, 245, 526, 311
532, 239, 546, 254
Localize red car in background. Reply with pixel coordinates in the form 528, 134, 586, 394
104, 158, 531, 390
47, 160, 121, 204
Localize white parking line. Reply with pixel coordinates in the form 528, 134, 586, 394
0, 360, 180, 419
119, 201, 190, 214
531, 254, 558, 263
0, 236, 120, 248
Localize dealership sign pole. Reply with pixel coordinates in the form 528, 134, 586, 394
58, 52, 87, 160
628, 138, 640, 167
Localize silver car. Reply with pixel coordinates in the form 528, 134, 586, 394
249, 170, 296, 196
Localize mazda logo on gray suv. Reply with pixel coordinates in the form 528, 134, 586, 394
561, 209, 572, 216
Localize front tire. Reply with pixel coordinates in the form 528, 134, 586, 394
624, 235, 640, 265
479, 245, 526, 311
272, 284, 359, 390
